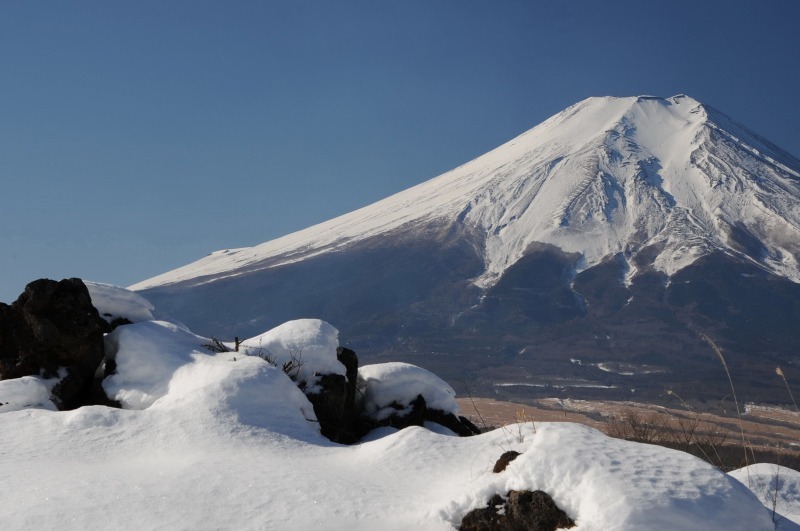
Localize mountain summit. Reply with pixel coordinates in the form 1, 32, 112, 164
133, 95, 800, 291
133, 96, 800, 405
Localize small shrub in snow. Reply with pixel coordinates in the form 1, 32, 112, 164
257, 349, 305, 383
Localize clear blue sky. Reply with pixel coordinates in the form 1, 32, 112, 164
2, 0, 799, 303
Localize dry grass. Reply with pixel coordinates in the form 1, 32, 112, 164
456, 396, 800, 469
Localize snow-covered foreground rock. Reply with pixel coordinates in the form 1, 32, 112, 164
0, 316, 779, 530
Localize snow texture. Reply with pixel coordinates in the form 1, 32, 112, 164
131, 95, 800, 293
84, 281, 155, 323
102, 320, 214, 409
0, 375, 58, 412
238, 319, 344, 389
730, 463, 800, 529
0, 315, 785, 530
359, 362, 459, 420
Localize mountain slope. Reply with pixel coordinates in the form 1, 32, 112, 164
132, 95, 800, 405
132, 95, 800, 291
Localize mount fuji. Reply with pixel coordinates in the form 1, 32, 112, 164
132, 95, 800, 405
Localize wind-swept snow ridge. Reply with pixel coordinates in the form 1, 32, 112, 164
131, 95, 800, 291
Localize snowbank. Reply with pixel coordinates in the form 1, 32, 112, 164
84, 281, 154, 324
0, 375, 58, 412
239, 319, 343, 387
359, 362, 459, 420
439, 422, 773, 530
730, 463, 800, 528
102, 320, 218, 409
0, 315, 783, 530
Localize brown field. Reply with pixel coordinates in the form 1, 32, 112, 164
456, 396, 800, 469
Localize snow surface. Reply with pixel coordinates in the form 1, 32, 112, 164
730, 463, 800, 529
0, 315, 784, 530
102, 320, 217, 409
84, 281, 154, 323
359, 362, 459, 420
238, 318, 344, 389
0, 375, 58, 412
131, 94, 800, 292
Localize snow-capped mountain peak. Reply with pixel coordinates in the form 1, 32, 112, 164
131, 95, 800, 291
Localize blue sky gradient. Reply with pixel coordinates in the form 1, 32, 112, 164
2, 0, 799, 302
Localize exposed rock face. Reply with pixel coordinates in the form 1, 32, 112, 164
428, 409, 482, 437
492, 451, 521, 473
460, 490, 575, 531
303, 348, 480, 443
359, 392, 481, 437
0, 303, 36, 377
302, 347, 360, 444
0, 278, 109, 409
305, 373, 355, 444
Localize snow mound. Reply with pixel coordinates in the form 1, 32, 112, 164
440, 422, 773, 530
103, 320, 212, 409
239, 319, 343, 387
0, 315, 778, 529
151, 350, 320, 441
0, 376, 58, 412
359, 362, 458, 420
730, 463, 800, 527
84, 281, 155, 324
100, 318, 320, 439
0, 371, 776, 529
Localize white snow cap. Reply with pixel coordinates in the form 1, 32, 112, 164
359, 362, 459, 420
84, 281, 155, 323
239, 319, 344, 385
132, 94, 800, 293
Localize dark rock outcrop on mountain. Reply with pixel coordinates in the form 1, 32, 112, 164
0, 278, 110, 409
460, 490, 575, 531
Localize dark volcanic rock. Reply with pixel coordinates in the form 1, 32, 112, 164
336, 346, 358, 383
460, 494, 506, 531
427, 408, 483, 437
492, 451, 521, 473
359, 393, 482, 437
305, 373, 357, 444
0, 278, 109, 409
302, 347, 360, 444
460, 490, 575, 531
0, 303, 36, 378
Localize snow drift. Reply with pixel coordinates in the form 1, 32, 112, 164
0, 283, 788, 530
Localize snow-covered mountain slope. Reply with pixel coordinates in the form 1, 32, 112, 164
132, 95, 800, 292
